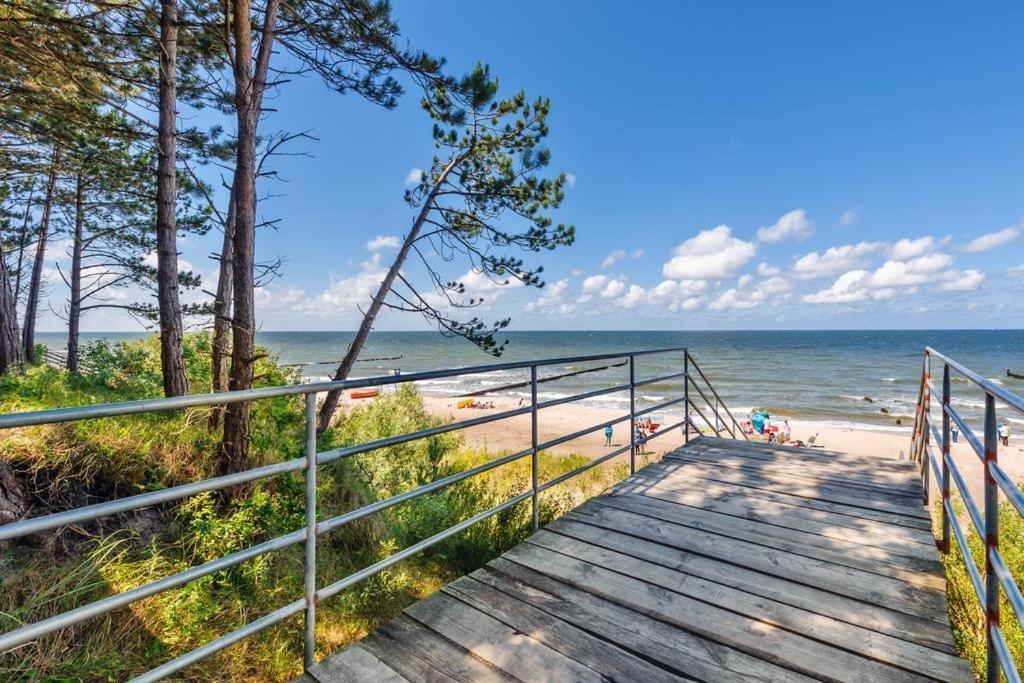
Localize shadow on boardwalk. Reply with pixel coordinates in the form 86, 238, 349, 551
304, 437, 972, 683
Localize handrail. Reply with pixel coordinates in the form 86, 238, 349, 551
0, 346, 748, 680
684, 350, 749, 441
910, 347, 1024, 683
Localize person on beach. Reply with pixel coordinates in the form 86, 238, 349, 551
783, 420, 791, 443
604, 424, 613, 446
999, 423, 1010, 447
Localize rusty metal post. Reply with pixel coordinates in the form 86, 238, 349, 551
922, 352, 931, 505
983, 392, 1000, 683
683, 351, 690, 444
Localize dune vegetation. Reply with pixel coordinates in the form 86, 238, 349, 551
0, 333, 629, 681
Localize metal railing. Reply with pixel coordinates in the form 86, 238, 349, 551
910, 347, 1024, 683
0, 346, 744, 680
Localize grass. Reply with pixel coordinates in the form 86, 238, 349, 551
0, 333, 634, 681
937, 496, 1024, 679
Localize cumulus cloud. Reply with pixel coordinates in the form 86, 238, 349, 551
791, 242, 879, 279
888, 236, 935, 260
940, 269, 985, 292
366, 235, 400, 251
662, 225, 756, 280
1009, 263, 1024, 277
318, 254, 387, 310
759, 276, 792, 295
737, 274, 753, 289
802, 270, 871, 304
404, 168, 424, 186
710, 289, 757, 310
757, 209, 813, 243
600, 279, 626, 298
526, 279, 569, 310
565, 172, 577, 188
963, 225, 1020, 253
581, 274, 608, 293
601, 249, 626, 269
758, 262, 780, 277
837, 207, 859, 226
619, 284, 646, 307
632, 249, 644, 259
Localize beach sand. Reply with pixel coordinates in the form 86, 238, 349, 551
415, 394, 1024, 504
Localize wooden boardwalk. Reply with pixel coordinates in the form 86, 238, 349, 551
306, 438, 971, 682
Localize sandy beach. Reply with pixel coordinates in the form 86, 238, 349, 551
413, 393, 1024, 504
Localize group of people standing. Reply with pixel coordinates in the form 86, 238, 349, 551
602, 420, 653, 453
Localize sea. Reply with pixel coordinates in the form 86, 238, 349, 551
35, 330, 1024, 432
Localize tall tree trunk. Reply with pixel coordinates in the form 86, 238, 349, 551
217, 0, 279, 477
316, 158, 460, 433
13, 182, 36, 305
208, 186, 235, 429
155, 0, 189, 397
66, 173, 84, 372
0, 241, 23, 375
22, 151, 59, 365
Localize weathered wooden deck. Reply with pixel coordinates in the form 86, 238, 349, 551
306, 438, 971, 682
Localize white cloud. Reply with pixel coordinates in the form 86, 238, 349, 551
600, 279, 626, 298
570, 268, 584, 277
837, 207, 859, 226
366, 235, 401, 251
757, 209, 813, 243
1009, 263, 1024, 277
710, 288, 760, 310
791, 242, 879, 279
759, 276, 792, 295
581, 274, 608, 293
619, 284, 646, 307
662, 225, 756, 280
601, 249, 626, 269
802, 270, 870, 304
255, 284, 306, 311
318, 254, 387, 310
404, 168, 424, 186
737, 274, 753, 289
526, 279, 569, 310
565, 173, 577, 188
963, 225, 1020, 253
940, 269, 985, 292
758, 262, 780, 277
632, 249, 644, 259
888, 236, 935, 260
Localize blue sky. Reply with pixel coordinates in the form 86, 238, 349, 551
42, 1, 1024, 332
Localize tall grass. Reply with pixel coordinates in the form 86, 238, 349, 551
938, 497, 1024, 679
0, 334, 632, 681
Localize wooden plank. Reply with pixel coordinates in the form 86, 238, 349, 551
526, 529, 971, 680
309, 644, 409, 683
624, 465, 936, 543
361, 615, 515, 683
546, 519, 958, 655
594, 491, 944, 577
659, 455, 930, 518
479, 560, 817, 683
631, 460, 933, 531
500, 541, 933, 682
443, 575, 688, 683
612, 478, 938, 559
683, 439, 919, 474
668, 447, 923, 497
563, 503, 948, 620
403, 591, 607, 682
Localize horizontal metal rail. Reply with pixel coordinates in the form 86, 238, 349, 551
0, 345, 750, 680
912, 347, 1024, 683
685, 352, 748, 441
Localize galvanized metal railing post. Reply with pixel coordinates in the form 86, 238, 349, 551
303, 393, 317, 670
714, 396, 720, 435
683, 351, 690, 443
940, 363, 951, 554
530, 365, 539, 532
983, 392, 1000, 683
629, 354, 636, 474
922, 352, 931, 505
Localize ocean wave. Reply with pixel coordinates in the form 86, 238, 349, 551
881, 377, 898, 383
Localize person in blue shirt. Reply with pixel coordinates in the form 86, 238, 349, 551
604, 424, 613, 446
